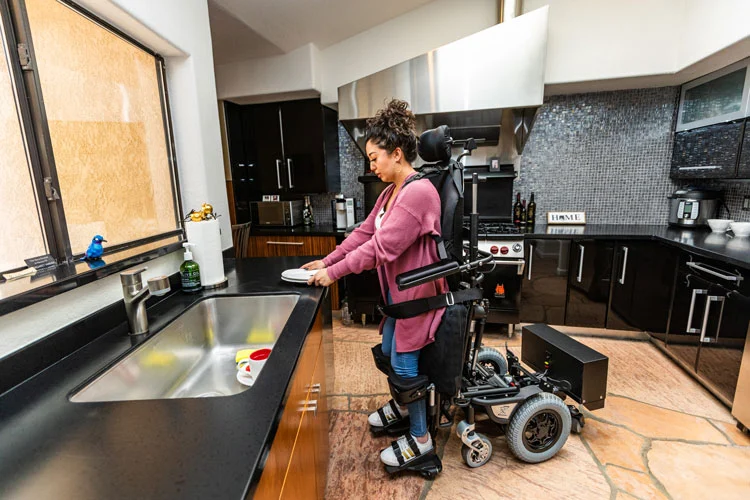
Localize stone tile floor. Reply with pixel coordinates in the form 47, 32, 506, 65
325, 321, 750, 499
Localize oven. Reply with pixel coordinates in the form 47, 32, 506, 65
467, 222, 525, 326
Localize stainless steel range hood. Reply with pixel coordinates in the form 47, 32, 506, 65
338, 5, 548, 166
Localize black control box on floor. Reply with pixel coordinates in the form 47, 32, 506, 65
521, 324, 609, 410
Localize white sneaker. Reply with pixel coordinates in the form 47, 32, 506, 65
380, 434, 433, 466
368, 400, 409, 427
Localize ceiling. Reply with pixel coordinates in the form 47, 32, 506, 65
208, 0, 434, 65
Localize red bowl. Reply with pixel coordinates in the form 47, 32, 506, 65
250, 348, 272, 361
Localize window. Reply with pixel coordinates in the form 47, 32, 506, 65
0, 0, 181, 276
0, 25, 47, 271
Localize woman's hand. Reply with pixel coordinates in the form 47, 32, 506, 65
308, 269, 334, 287
301, 260, 326, 270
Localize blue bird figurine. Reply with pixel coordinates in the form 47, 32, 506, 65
84, 235, 107, 261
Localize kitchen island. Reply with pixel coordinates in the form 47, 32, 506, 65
0, 257, 331, 499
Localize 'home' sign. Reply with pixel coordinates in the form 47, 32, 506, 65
547, 212, 587, 225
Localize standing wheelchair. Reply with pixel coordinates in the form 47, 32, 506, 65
370, 125, 608, 479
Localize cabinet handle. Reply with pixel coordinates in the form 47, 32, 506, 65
275, 159, 282, 189
287, 159, 294, 188
677, 166, 722, 171
576, 244, 585, 283
299, 399, 318, 416
686, 288, 709, 334
699, 295, 726, 343
686, 261, 743, 283
527, 244, 534, 280
266, 241, 304, 246
618, 246, 629, 285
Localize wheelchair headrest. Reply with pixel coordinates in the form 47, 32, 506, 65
418, 125, 452, 164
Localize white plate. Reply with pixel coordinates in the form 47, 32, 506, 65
281, 276, 311, 284
281, 268, 318, 281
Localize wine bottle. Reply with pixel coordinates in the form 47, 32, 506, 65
520, 199, 527, 227
513, 192, 522, 226
527, 192, 536, 227
303, 195, 314, 226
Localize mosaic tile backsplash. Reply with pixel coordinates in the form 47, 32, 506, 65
514, 87, 680, 225
323, 86, 750, 226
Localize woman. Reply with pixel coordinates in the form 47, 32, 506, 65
304, 99, 448, 467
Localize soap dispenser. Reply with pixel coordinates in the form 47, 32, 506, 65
180, 242, 202, 293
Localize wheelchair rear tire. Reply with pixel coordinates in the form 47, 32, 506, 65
476, 347, 508, 376
506, 393, 571, 464
461, 433, 492, 468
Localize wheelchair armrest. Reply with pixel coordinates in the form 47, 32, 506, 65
396, 259, 460, 291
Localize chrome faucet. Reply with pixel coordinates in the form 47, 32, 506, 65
120, 267, 171, 335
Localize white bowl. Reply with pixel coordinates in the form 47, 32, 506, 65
730, 222, 750, 238
707, 219, 733, 233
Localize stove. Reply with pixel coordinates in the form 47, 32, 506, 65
463, 221, 525, 260
463, 220, 525, 328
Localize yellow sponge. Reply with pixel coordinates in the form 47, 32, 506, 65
246, 328, 275, 344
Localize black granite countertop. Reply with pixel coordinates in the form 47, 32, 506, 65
249, 223, 347, 239
0, 257, 327, 499
520, 224, 750, 268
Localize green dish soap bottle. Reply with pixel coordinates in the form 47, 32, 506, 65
180, 242, 202, 293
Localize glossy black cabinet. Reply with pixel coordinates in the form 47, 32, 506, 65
225, 98, 340, 202
670, 121, 744, 179
607, 242, 677, 333
565, 240, 614, 328
665, 253, 750, 404
737, 119, 750, 178
520, 239, 570, 325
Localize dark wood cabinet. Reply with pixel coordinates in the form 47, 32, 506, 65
255, 307, 329, 500
565, 240, 614, 328
607, 242, 677, 333
520, 239, 570, 325
224, 98, 340, 212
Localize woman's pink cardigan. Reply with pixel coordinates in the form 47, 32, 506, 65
324, 172, 447, 352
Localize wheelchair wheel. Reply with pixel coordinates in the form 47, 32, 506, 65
461, 433, 492, 468
476, 347, 507, 376
506, 393, 571, 464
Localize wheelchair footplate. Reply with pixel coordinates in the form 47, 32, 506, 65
384, 449, 442, 480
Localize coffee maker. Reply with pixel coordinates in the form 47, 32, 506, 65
332, 194, 355, 229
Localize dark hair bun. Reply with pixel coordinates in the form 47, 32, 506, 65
364, 98, 418, 163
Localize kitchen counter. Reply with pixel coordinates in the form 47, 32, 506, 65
0, 257, 328, 499
519, 224, 750, 269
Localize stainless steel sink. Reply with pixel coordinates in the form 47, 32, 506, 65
70, 295, 299, 402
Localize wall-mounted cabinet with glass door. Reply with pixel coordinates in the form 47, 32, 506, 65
671, 58, 750, 179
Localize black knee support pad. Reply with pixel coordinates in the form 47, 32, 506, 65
372, 344, 391, 376
373, 343, 430, 406
388, 371, 431, 406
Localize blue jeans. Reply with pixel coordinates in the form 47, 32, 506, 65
381, 292, 427, 438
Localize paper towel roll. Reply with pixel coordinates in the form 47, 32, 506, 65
185, 219, 225, 287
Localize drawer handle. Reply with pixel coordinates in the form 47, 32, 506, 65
677, 166, 722, 171
266, 241, 304, 246
306, 383, 321, 393
298, 399, 318, 416
576, 244, 585, 283
699, 295, 726, 343
527, 244, 534, 280
686, 261, 743, 283
618, 246, 629, 285
686, 288, 708, 334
